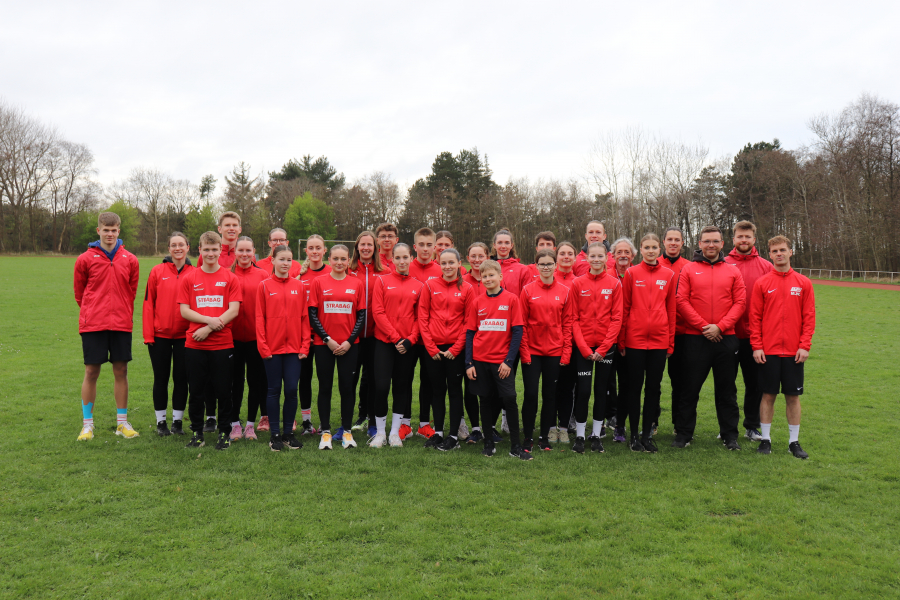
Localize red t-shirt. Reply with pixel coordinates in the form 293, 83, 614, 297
177, 267, 243, 350
298, 264, 332, 301
466, 289, 524, 364
308, 274, 365, 345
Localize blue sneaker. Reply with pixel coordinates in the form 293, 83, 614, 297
492, 427, 504, 443
367, 425, 377, 437
466, 429, 484, 444
334, 427, 345, 439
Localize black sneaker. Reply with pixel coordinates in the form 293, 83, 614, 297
671, 435, 691, 448
642, 437, 658, 453
509, 444, 533, 461
283, 432, 303, 450
757, 439, 772, 455
522, 437, 533, 453
630, 435, 645, 452
156, 420, 171, 437
215, 432, 231, 450
599, 423, 607, 439
491, 427, 504, 442
608, 416, 617, 429
723, 438, 741, 451
572, 436, 585, 454
301, 420, 315, 435
424, 433, 443, 449
437, 436, 460, 451
186, 432, 205, 448
171, 420, 185, 435
270, 433, 284, 452
589, 435, 604, 453
789, 441, 808, 459
482, 440, 496, 457
745, 428, 763, 441
467, 429, 484, 444
537, 437, 552, 451
203, 417, 217, 432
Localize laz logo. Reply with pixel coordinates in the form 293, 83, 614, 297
498, 305, 509, 311
656, 280, 667, 286
215, 281, 227, 287
479, 318, 507, 332
791, 286, 802, 296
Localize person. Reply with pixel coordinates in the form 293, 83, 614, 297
490, 229, 530, 297
525, 231, 557, 281
550, 240, 579, 441
216, 211, 242, 268
724, 220, 773, 442
418, 248, 475, 451
749, 236, 815, 459
554, 241, 579, 287
142, 231, 193, 436
308, 244, 365, 450
607, 237, 637, 443
660, 227, 691, 434
257, 228, 302, 278
618, 233, 676, 453
294, 234, 332, 434
434, 230, 468, 275
463, 242, 489, 294
74, 212, 140, 441
465, 260, 531, 460
674, 225, 746, 450
462, 242, 490, 443
375, 223, 399, 272
519, 249, 574, 453
371, 243, 424, 447
256, 245, 310, 451
408, 227, 443, 439
570, 242, 622, 453
228, 236, 270, 441
178, 231, 242, 450
573, 220, 613, 276
349, 231, 388, 437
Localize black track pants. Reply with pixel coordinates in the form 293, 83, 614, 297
372, 339, 417, 418
422, 344, 465, 435
521, 355, 562, 439
147, 337, 188, 413
573, 347, 616, 424
313, 344, 359, 432
677, 334, 740, 442
624, 348, 667, 437
185, 347, 233, 434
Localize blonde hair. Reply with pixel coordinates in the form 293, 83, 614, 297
218, 211, 241, 226
299, 234, 327, 275
640, 233, 660, 245
199, 231, 222, 247
768, 235, 792, 249
480, 259, 501, 276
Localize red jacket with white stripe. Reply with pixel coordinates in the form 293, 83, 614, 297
418, 277, 474, 357
408, 259, 442, 285
661, 254, 690, 335
378, 251, 395, 272
142, 257, 193, 342
373, 271, 424, 345
519, 279, 574, 363
255, 274, 311, 357
724, 247, 773, 339
570, 271, 623, 358
749, 269, 815, 356
619, 261, 677, 352
676, 251, 746, 337
231, 264, 270, 342
463, 272, 485, 295
494, 257, 530, 296
573, 250, 616, 277
74, 240, 140, 334
350, 261, 389, 338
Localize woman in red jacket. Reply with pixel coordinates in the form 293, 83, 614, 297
371, 243, 424, 448
551, 240, 579, 442
619, 233, 676, 453
256, 245, 310, 451
461, 242, 489, 442
419, 248, 474, 451
143, 231, 193, 436
491, 229, 530, 296
554, 241, 578, 287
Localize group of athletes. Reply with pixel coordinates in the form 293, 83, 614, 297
74, 209, 815, 460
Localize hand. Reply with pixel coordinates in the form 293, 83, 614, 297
589, 352, 602, 361
207, 316, 225, 331
560, 361, 568, 367
702, 324, 722, 342
263, 355, 273, 360
327, 339, 340, 353
619, 347, 626, 356
466, 366, 477, 380
753, 350, 766, 364
192, 326, 211, 342
522, 361, 531, 366
396, 341, 407, 354
498, 363, 511, 379
334, 341, 351, 356
795, 349, 809, 363
145, 341, 153, 347
432, 352, 442, 360
298, 353, 307, 360
441, 350, 456, 360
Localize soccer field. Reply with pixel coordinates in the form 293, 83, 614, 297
1, 256, 898, 599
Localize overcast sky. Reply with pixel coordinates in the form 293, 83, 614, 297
3, 0, 898, 192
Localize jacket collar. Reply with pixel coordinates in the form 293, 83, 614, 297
692, 249, 726, 265
662, 253, 683, 265
727, 246, 761, 261
89, 239, 122, 261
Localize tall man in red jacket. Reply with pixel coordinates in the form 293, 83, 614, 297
216, 211, 242, 268
660, 226, 690, 432
749, 236, 815, 459
74, 212, 140, 441
674, 225, 746, 450
724, 220, 773, 442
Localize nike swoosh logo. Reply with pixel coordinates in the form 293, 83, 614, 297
531, 297, 541, 300
768, 289, 777, 293
162, 277, 169, 280
270, 292, 277, 295
194, 284, 202, 288
323, 289, 332, 294
635, 280, 644, 284
388, 286, 397, 289
433, 292, 441, 295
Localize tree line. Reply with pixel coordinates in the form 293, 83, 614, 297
1, 94, 897, 270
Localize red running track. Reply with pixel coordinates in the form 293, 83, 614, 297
810, 279, 900, 290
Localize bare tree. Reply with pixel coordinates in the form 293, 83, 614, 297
360, 171, 402, 225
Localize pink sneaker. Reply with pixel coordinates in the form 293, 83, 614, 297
230, 423, 243, 440
257, 416, 270, 432
244, 423, 257, 440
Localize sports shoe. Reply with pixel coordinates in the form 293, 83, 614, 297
537, 437, 553, 451
613, 427, 626, 443
547, 427, 559, 443
557, 428, 570, 444
745, 428, 763, 441
482, 439, 496, 457
671, 435, 691, 448
589, 435, 604, 453
156, 420, 171, 437
214, 432, 230, 450
424, 434, 443, 449
789, 441, 808, 459
270, 433, 284, 452
301, 420, 318, 435
257, 416, 270, 432
342, 431, 357, 449
171, 420, 185, 435
642, 437, 658, 453
572, 436, 586, 454
501, 413, 510, 434
491, 427, 504, 442
599, 422, 607, 439
319, 432, 333, 450
510, 444, 533, 461
369, 433, 386, 448
723, 438, 742, 451
334, 427, 345, 440
284, 432, 303, 450
203, 417, 216, 432
416, 424, 436, 439
398, 424, 413, 440
467, 429, 484, 444
389, 433, 403, 447
523, 437, 534, 453
230, 423, 243, 440
438, 436, 460, 451
116, 421, 140, 439
757, 439, 772, 455
77, 424, 94, 441
630, 435, 645, 452
244, 423, 257, 440
608, 415, 617, 429
367, 425, 377, 438
352, 416, 367, 430
458, 420, 469, 440
186, 432, 204, 448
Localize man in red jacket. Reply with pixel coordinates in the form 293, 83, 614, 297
216, 211, 242, 268
749, 236, 815, 459
674, 225, 746, 450
73, 212, 140, 441
409, 227, 443, 438
375, 223, 399, 272
660, 227, 690, 433
724, 220, 773, 442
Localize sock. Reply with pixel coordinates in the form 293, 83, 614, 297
231, 421, 241, 428
246, 421, 254, 428
420, 421, 429, 429
117, 408, 127, 424
302, 409, 311, 422
402, 417, 411, 427
788, 424, 800, 443
206, 415, 215, 421
501, 410, 507, 420
436, 431, 443, 437
173, 410, 184, 421
449, 434, 457, 440
376, 416, 387, 435
155, 410, 166, 422
82, 401, 94, 426
390, 414, 403, 436
472, 426, 482, 432
460, 417, 466, 427
761, 423, 772, 441
592, 421, 602, 437
576, 423, 586, 438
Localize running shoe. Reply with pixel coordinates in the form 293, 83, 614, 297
642, 437, 658, 453
300, 420, 318, 435
270, 433, 284, 452
367, 425, 377, 438
547, 427, 559, 443
723, 438, 742, 451
557, 428, 570, 444
416, 424, 436, 439
230, 423, 243, 441
745, 428, 763, 441
398, 424, 413, 440
156, 420, 171, 437
467, 429, 484, 444
608, 415, 617, 429
438, 436, 460, 451
352, 416, 367, 431
257, 416, 270, 432
510, 444, 533, 461
572, 436, 586, 454
186, 432, 204, 448
501, 412, 510, 434
203, 417, 216, 433
171, 420, 185, 435
522, 437, 533, 453
671, 435, 691, 448
589, 435, 604, 453
789, 441, 808, 459
77, 424, 94, 441
369, 433, 386, 448
482, 440, 496, 457
284, 432, 303, 450
599, 422, 607, 439
629, 435, 645, 452
244, 423, 257, 440
757, 439, 772, 455
116, 421, 140, 439
613, 427, 626, 443
342, 431, 357, 449
424, 434, 443, 449
650, 422, 658, 437
491, 427, 504, 442
214, 432, 231, 450
537, 437, 553, 452
319, 432, 333, 450
457, 419, 469, 440
334, 427, 345, 440
389, 433, 403, 447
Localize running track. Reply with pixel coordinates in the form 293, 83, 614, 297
810, 279, 900, 291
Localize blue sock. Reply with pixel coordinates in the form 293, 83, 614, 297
82, 401, 94, 425
117, 407, 127, 425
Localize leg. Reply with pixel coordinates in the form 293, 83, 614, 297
675, 335, 712, 441
282, 354, 303, 432
539, 356, 562, 439
555, 362, 576, 430
314, 345, 337, 432
500, 394, 521, 447
624, 349, 647, 438
81, 364, 101, 410
464, 381, 480, 429
573, 352, 593, 425
230, 340, 248, 424
337, 345, 360, 431
641, 349, 667, 438
591, 348, 615, 425
361, 337, 377, 423
424, 346, 449, 434
148, 338, 173, 414
263, 355, 285, 434
446, 353, 465, 438
668, 335, 684, 427
520, 359, 542, 439
210, 349, 234, 435
184, 349, 208, 433
737, 338, 762, 431
417, 347, 432, 425
373, 340, 395, 419
785, 395, 801, 426
111, 361, 129, 409
171, 338, 188, 414
299, 353, 315, 414
711, 336, 740, 442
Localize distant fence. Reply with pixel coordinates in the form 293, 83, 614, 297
795, 268, 900, 285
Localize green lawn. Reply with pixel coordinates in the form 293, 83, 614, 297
1, 256, 898, 599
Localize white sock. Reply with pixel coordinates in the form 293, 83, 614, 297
402, 417, 411, 427
376, 416, 387, 435
760, 423, 772, 441
173, 410, 184, 421
788, 424, 800, 443
592, 421, 603, 437
390, 414, 403, 436
502, 410, 507, 419
155, 410, 166, 422
231, 421, 240, 428
460, 417, 466, 427
473, 426, 482, 432
246, 421, 254, 427
302, 409, 311, 422
576, 422, 586, 438
436, 431, 443, 437
420, 421, 430, 429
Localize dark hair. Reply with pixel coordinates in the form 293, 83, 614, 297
435, 230, 454, 245
534, 231, 556, 247
492, 229, 518, 259
535, 248, 557, 263
699, 225, 723, 243
663, 226, 684, 241
269, 245, 292, 275
350, 230, 385, 272
375, 223, 399, 237
734, 220, 757, 234
167, 231, 189, 246
438, 248, 464, 289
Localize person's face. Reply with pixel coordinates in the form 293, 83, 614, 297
393, 246, 411, 274
769, 243, 792, 267
435, 237, 453, 254
493, 234, 512, 258
96, 224, 120, 246
439, 252, 460, 279
377, 230, 397, 252
168, 236, 189, 261
329, 249, 349, 273
357, 235, 376, 261
585, 223, 605, 245
535, 239, 555, 252
218, 218, 241, 242
268, 231, 288, 249
236, 241, 255, 266
305, 240, 325, 264
664, 231, 683, 258
700, 233, 724, 260
481, 268, 501, 291
415, 235, 435, 262
733, 229, 756, 254
641, 239, 660, 263
273, 250, 293, 277
200, 243, 221, 265
468, 247, 487, 272
557, 246, 576, 269
536, 256, 556, 279
588, 247, 607, 272
614, 244, 634, 268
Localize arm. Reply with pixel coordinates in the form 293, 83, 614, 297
573, 315, 592, 360
717, 269, 746, 333
417, 285, 439, 356
505, 326, 523, 367
372, 278, 401, 343
448, 287, 470, 358
560, 291, 574, 365
665, 272, 677, 353
617, 272, 631, 350
748, 279, 765, 352
308, 307, 330, 341
142, 269, 158, 343
799, 280, 816, 352
129, 255, 140, 301
405, 285, 422, 345
518, 288, 531, 364
219, 301, 241, 326
465, 330, 476, 368
346, 309, 366, 344
73, 255, 88, 306
676, 269, 708, 331
255, 282, 271, 358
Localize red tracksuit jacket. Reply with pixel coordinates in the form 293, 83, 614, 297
463, 272, 485, 295
676, 252, 746, 337
255, 274, 311, 357
573, 249, 616, 277
142, 257, 193, 342
218, 243, 236, 268
373, 271, 424, 345
257, 255, 302, 279
308, 274, 365, 345
661, 255, 691, 335
619, 261, 677, 352
350, 261, 388, 339
725, 247, 773, 339
494, 257, 530, 296
519, 279, 574, 363
298, 264, 332, 301
231, 264, 270, 342
749, 269, 816, 356
378, 251, 395, 272
571, 271, 623, 358
74, 240, 140, 334
418, 277, 474, 357
466, 288, 524, 364
409, 258, 442, 285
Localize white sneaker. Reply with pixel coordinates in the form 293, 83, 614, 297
501, 412, 510, 434
745, 428, 763, 441
389, 433, 403, 447
557, 428, 570, 443
319, 432, 333, 450
369, 432, 386, 448
457, 419, 469, 440
342, 431, 357, 449
547, 427, 559, 443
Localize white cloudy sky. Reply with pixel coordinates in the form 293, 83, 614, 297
3, 0, 898, 191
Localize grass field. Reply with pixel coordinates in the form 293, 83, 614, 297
1, 256, 898, 599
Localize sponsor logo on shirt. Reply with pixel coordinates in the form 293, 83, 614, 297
162, 277, 169, 280
270, 292, 277, 296
601, 289, 613, 294
478, 308, 488, 316
580, 290, 591, 296
498, 305, 509, 310
196, 295, 224, 308
791, 286, 802, 296
479, 318, 508, 332
345, 288, 356, 293
323, 301, 353, 314
656, 280, 667, 285
387, 286, 397, 289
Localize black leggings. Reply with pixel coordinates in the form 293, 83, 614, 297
573, 347, 616, 424
299, 353, 315, 413
624, 348, 667, 437
422, 344, 465, 435
464, 379, 480, 428
231, 340, 267, 423
555, 361, 576, 429
313, 344, 360, 432
263, 353, 301, 435
185, 347, 233, 434
147, 337, 188, 412
522, 355, 562, 439
373, 340, 417, 417
354, 336, 377, 424
407, 347, 432, 423
479, 394, 520, 446
666, 335, 686, 427
605, 352, 629, 423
